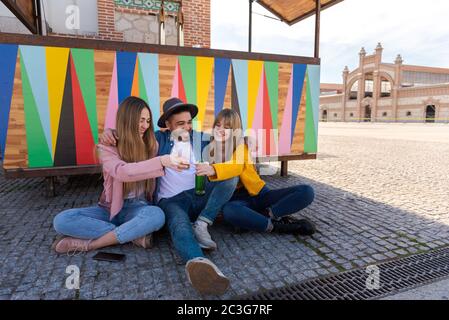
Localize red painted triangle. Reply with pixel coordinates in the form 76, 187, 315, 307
262, 71, 273, 155
70, 54, 96, 165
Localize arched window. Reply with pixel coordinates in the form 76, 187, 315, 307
380, 76, 392, 98
349, 81, 359, 100
364, 73, 374, 98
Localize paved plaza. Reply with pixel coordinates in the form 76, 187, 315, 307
1, 122, 449, 300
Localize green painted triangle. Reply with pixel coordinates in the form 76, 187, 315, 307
264, 61, 279, 129
304, 71, 317, 153
71, 48, 98, 143
178, 56, 197, 104
20, 56, 53, 167
138, 59, 149, 107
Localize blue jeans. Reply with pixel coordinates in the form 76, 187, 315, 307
53, 198, 165, 244
222, 184, 315, 232
158, 177, 238, 262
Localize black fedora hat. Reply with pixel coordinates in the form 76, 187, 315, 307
157, 97, 198, 128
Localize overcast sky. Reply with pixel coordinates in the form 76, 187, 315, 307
211, 0, 449, 83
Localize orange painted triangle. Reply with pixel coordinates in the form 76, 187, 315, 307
131, 56, 140, 97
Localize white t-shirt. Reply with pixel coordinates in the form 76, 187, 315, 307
157, 144, 196, 201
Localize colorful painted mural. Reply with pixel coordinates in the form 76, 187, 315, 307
0, 42, 320, 171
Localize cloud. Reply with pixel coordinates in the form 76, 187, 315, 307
212, 0, 449, 83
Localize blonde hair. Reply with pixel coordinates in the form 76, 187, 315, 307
210, 109, 245, 163
116, 96, 157, 197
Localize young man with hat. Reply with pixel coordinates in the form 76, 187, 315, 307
100, 97, 238, 295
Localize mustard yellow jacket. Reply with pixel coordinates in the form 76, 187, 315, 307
209, 143, 265, 196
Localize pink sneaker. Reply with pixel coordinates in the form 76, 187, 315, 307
132, 234, 153, 249
53, 237, 92, 254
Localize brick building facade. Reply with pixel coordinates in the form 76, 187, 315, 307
0, 0, 210, 48
320, 43, 449, 123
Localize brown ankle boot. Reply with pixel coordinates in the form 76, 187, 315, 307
132, 234, 154, 249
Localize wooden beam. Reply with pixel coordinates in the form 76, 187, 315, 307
4, 165, 102, 179
256, 154, 317, 163
314, 0, 321, 59
248, 0, 253, 52
0, 32, 320, 65
280, 161, 288, 176
256, 0, 344, 26
1, 0, 38, 34
4, 154, 317, 179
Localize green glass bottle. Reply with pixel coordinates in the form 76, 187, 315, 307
195, 174, 206, 196
195, 161, 208, 196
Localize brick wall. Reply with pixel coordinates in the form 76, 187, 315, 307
97, 0, 123, 41
182, 0, 210, 48
48, 0, 211, 47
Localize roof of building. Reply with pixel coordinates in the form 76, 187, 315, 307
401, 64, 449, 75
256, 0, 344, 25
321, 83, 343, 91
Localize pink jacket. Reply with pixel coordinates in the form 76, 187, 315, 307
97, 144, 165, 219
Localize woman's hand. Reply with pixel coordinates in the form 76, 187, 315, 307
99, 129, 118, 146
195, 163, 216, 177
160, 155, 189, 172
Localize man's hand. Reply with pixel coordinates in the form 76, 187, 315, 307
195, 163, 216, 177
99, 128, 118, 146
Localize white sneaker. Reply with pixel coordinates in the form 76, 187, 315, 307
193, 221, 217, 250
185, 257, 230, 295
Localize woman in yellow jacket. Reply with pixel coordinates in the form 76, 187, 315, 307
195, 109, 316, 235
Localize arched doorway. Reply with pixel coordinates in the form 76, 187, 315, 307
364, 105, 372, 122
322, 110, 328, 122
426, 105, 436, 123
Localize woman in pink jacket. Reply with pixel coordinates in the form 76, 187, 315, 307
52, 97, 182, 254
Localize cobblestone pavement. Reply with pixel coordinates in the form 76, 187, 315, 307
382, 275, 449, 300
1, 122, 449, 300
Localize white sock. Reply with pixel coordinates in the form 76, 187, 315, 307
195, 220, 208, 228
266, 220, 274, 233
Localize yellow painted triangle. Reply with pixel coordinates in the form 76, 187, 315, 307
248, 60, 263, 128
46, 47, 69, 158
196, 57, 213, 131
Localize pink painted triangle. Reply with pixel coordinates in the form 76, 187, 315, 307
104, 55, 119, 130
279, 73, 293, 155
171, 60, 180, 98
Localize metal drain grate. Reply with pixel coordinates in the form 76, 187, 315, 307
235, 246, 449, 300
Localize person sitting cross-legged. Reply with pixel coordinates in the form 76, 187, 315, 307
196, 109, 317, 236
52, 97, 182, 255
100, 98, 238, 295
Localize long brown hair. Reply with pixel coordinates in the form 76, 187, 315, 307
116, 96, 157, 197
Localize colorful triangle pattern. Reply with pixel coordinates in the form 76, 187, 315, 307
2, 45, 321, 168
